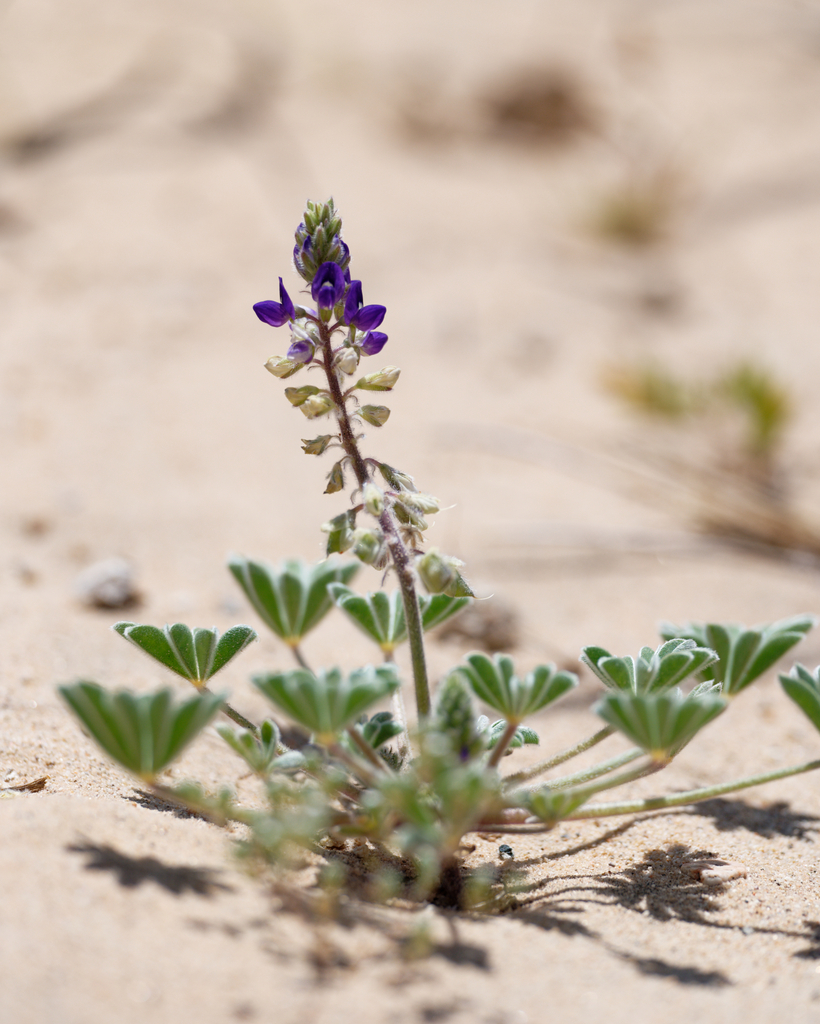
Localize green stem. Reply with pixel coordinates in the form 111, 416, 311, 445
291, 644, 313, 673
345, 725, 391, 773
203, 688, 258, 735
328, 741, 378, 788
567, 758, 820, 819
517, 747, 643, 794
502, 725, 615, 787
488, 720, 520, 769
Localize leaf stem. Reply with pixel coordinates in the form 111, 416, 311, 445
515, 747, 643, 795
502, 725, 615, 787
487, 720, 520, 769
567, 757, 820, 819
202, 687, 258, 735
345, 725, 392, 773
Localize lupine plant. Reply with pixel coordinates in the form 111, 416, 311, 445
61, 200, 820, 909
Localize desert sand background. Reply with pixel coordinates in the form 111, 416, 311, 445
5, 1, 820, 1021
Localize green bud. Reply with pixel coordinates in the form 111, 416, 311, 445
355, 366, 401, 392
362, 482, 384, 516
284, 384, 321, 407
416, 550, 470, 595
401, 492, 441, 514
335, 347, 360, 376
300, 394, 335, 418
377, 463, 417, 492
301, 435, 334, 455
265, 356, 303, 379
359, 404, 391, 427
394, 502, 428, 532
325, 461, 345, 494
352, 527, 389, 567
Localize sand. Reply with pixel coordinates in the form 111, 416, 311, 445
4, 1, 820, 1020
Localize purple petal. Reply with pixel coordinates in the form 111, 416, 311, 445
311, 262, 346, 309
360, 331, 388, 356
351, 304, 386, 331
343, 280, 364, 324
278, 277, 295, 320
254, 300, 291, 328
287, 339, 314, 363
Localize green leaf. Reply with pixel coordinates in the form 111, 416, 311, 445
419, 594, 471, 632
329, 587, 472, 652
252, 664, 400, 741
59, 682, 224, 782
359, 711, 403, 749
593, 691, 726, 760
581, 639, 718, 695
216, 718, 281, 775
114, 622, 257, 685
456, 653, 577, 723
328, 585, 406, 651
228, 556, 357, 645
779, 664, 820, 733
525, 788, 592, 825
484, 719, 539, 750
660, 614, 816, 695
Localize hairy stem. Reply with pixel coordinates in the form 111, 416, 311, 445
502, 725, 615, 788
317, 319, 431, 720
567, 758, 820, 820
345, 725, 392, 773
203, 688, 258, 735
512, 747, 643, 797
487, 720, 520, 769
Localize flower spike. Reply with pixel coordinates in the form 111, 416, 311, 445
253, 278, 295, 327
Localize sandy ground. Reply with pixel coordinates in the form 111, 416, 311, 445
5, 1, 820, 1021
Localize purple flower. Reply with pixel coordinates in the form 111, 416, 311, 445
287, 338, 314, 364
311, 262, 346, 309
253, 278, 295, 327
343, 280, 386, 331
360, 331, 388, 356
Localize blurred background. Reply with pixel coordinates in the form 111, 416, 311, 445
4, 0, 820, 685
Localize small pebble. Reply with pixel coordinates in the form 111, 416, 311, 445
75, 557, 140, 608
498, 844, 514, 861
684, 858, 747, 885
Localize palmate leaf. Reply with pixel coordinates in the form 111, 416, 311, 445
594, 690, 727, 761
228, 556, 357, 645
59, 681, 224, 782
581, 639, 718, 695
216, 718, 282, 776
113, 621, 257, 687
455, 653, 577, 724
477, 716, 539, 750
525, 788, 592, 825
660, 614, 816, 696
252, 664, 400, 743
328, 584, 470, 653
779, 664, 820, 733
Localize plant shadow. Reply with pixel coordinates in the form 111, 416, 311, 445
68, 841, 232, 897
687, 798, 819, 840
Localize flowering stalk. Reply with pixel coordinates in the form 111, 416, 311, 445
253, 199, 466, 720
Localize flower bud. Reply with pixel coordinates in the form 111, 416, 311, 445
284, 384, 321, 407
321, 509, 356, 554
393, 502, 427, 532
351, 527, 389, 567
334, 346, 360, 376
265, 355, 303, 379
416, 550, 455, 594
359, 404, 391, 427
355, 366, 400, 392
325, 461, 345, 494
401, 492, 441, 514
362, 482, 384, 516
300, 394, 335, 419
301, 435, 334, 455
377, 462, 417, 493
